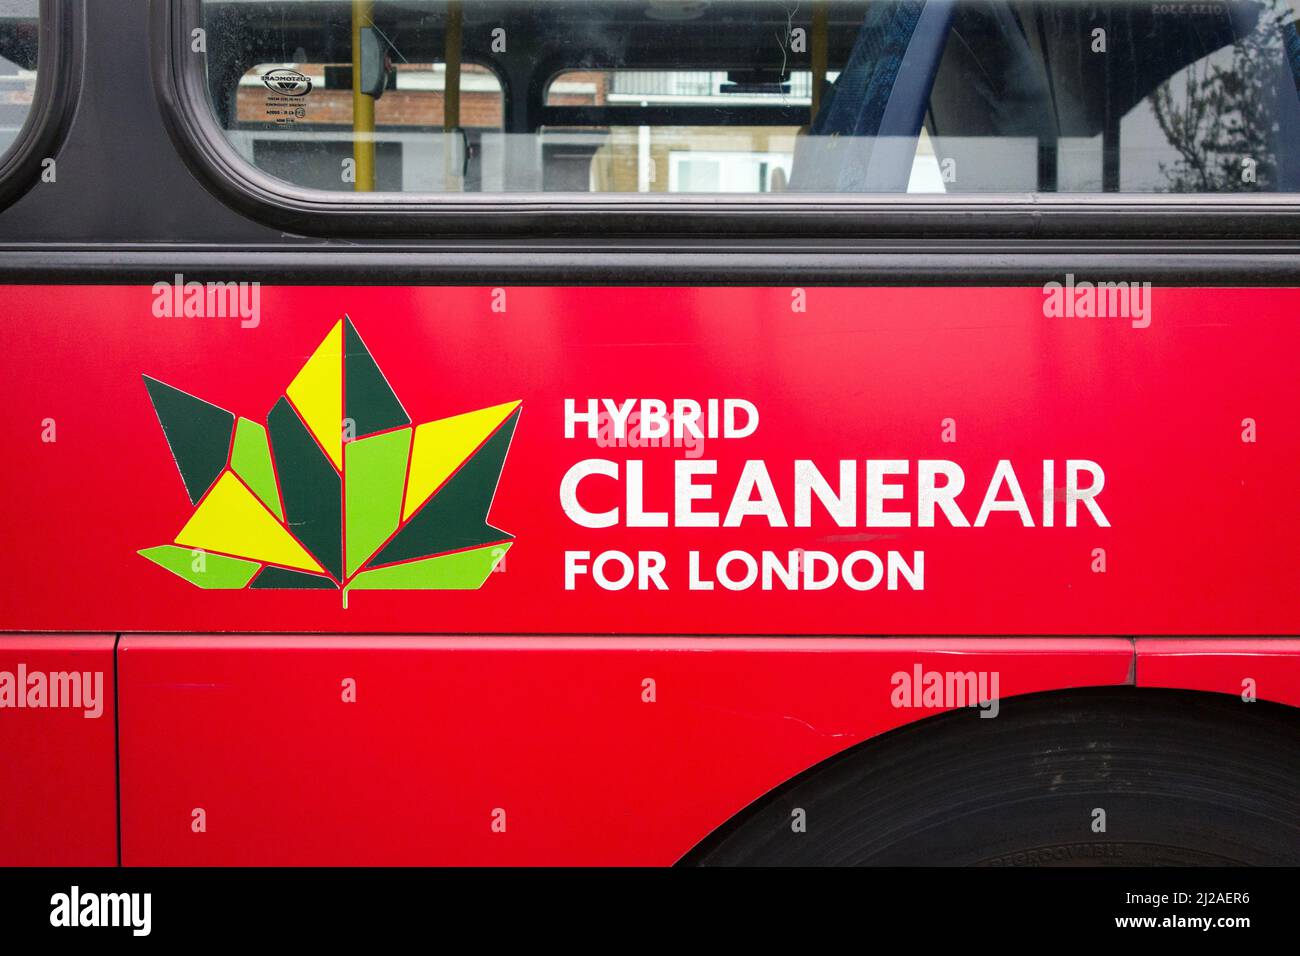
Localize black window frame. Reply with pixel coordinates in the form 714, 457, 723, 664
0, 0, 82, 214
156, 0, 1300, 239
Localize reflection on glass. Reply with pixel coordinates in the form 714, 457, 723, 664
199, 0, 1300, 196
0, 0, 39, 160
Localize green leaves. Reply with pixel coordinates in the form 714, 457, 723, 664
139, 317, 519, 605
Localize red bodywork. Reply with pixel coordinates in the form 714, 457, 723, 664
1, 284, 1296, 864
0, 636, 117, 866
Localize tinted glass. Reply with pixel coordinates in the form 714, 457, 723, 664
199, 0, 1300, 195
0, 0, 39, 160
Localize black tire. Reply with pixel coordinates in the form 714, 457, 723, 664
684, 688, 1300, 866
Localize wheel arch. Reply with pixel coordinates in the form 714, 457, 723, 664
677, 684, 1300, 865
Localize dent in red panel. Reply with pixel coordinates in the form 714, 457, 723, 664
1136, 638, 1300, 709
0, 635, 117, 866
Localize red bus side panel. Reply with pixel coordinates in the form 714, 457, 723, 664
118, 636, 1131, 865
1137, 639, 1300, 709
0, 636, 117, 866
1, 285, 1296, 635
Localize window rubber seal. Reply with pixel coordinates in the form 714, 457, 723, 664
0, 0, 84, 215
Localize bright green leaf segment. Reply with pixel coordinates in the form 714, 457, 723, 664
346, 543, 510, 594
344, 428, 411, 577
138, 545, 261, 589
231, 417, 283, 520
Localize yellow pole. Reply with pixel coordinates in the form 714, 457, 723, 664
352, 0, 376, 192
810, 1, 828, 122
444, 1, 464, 192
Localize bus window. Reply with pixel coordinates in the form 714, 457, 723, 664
0, 0, 38, 161
196, 0, 1300, 196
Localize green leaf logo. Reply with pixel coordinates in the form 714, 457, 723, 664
139, 316, 519, 606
